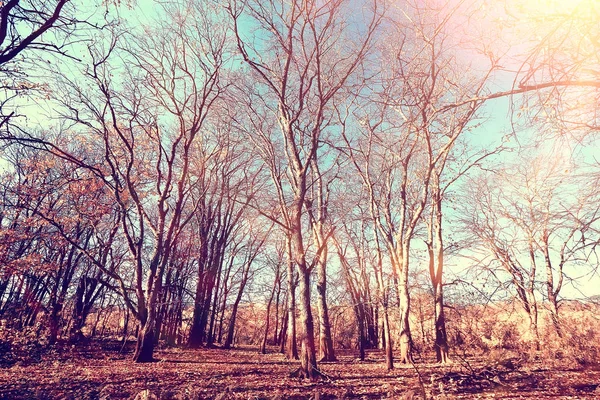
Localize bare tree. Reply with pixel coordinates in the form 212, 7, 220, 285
0, 1, 117, 130
459, 146, 599, 348
2, 0, 228, 362
229, 0, 382, 378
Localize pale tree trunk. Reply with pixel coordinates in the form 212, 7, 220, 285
133, 282, 159, 362
543, 235, 563, 338
315, 247, 335, 361
548, 296, 562, 338
337, 240, 365, 361
273, 278, 281, 344
509, 265, 540, 352
526, 240, 541, 351
433, 285, 449, 363
397, 243, 412, 364
373, 233, 393, 370
297, 265, 319, 379
285, 239, 299, 359
291, 198, 319, 378
527, 290, 540, 351
382, 305, 394, 370
428, 181, 449, 363
310, 159, 336, 362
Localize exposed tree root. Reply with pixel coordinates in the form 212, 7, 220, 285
289, 366, 332, 382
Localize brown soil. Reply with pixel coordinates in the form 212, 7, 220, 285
0, 342, 599, 399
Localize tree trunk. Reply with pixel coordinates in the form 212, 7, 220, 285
398, 251, 412, 364
133, 318, 156, 363
261, 270, 278, 354
207, 248, 226, 346
188, 260, 206, 348
549, 300, 562, 338
356, 304, 366, 361
70, 277, 86, 343
373, 235, 393, 370
48, 306, 61, 345
223, 299, 240, 349
382, 304, 394, 370
527, 292, 540, 351
279, 308, 288, 353
121, 307, 130, 345
297, 269, 319, 379
367, 305, 378, 349
316, 257, 336, 361
434, 285, 449, 363
285, 254, 299, 359
273, 278, 281, 344
224, 261, 251, 349
543, 241, 563, 338
429, 190, 450, 364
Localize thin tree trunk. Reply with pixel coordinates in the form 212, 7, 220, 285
316, 255, 336, 361
261, 270, 279, 354
70, 277, 86, 342
279, 307, 288, 353
428, 189, 450, 364
356, 304, 366, 361
398, 247, 412, 364
224, 261, 251, 349
285, 245, 298, 359
382, 306, 393, 370
273, 277, 281, 344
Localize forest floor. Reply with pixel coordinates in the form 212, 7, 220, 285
1, 341, 599, 399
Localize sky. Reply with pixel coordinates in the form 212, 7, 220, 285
2, 0, 599, 301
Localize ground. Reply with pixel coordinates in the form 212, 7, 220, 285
1, 342, 599, 399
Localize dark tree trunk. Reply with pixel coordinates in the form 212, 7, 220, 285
133, 319, 156, 363
279, 307, 288, 353
70, 277, 86, 343
356, 304, 366, 361
260, 269, 279, 354
188, 260, 206, 348
223, 261, 251, 349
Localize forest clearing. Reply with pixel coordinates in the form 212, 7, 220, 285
2, 0, 600, 398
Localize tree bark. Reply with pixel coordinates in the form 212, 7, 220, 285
434, 285, 449, 363
428, 184, 450, 363
398, 247, 412, 364
133, 317, 156, 363
285, 247, 299, 359
224, 260, 251, 349
382, 305, 394, 370
297, 268, 319, 379
260, 270, 278, 354
316, 256, 336, 361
